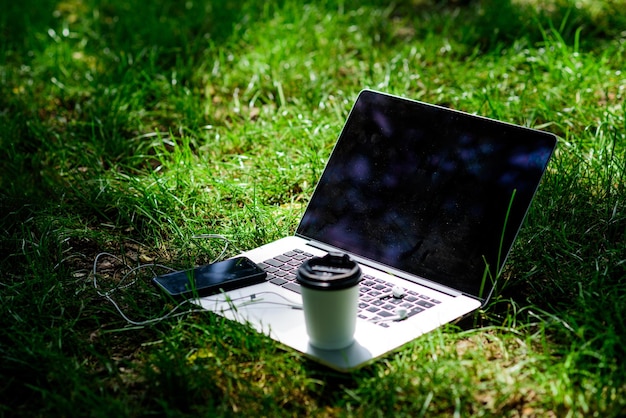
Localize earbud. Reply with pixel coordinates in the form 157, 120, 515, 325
369, 307, 409, 323
379, 285, 406, 300
392, 286, 405, 298
395, 307, 408, 319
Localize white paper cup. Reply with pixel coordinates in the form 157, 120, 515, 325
297, 253, 361, 350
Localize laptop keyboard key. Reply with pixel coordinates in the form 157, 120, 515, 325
282, 282, 302, 294
264, 259, 284, 268
270, 277, 288, 286
416, 300, 435, 309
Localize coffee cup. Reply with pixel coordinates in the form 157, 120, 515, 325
296, 252, 361, 350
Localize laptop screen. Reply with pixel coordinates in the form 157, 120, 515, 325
296, 90, 556, 299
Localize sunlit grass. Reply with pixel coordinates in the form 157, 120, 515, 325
1, 0, 626, 416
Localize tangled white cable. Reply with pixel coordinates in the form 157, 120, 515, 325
90, 235, 301, 326
91, 251, 201, 326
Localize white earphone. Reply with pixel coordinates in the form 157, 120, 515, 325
378, 285, 406, 300
395, 307, 408, 319
368, 306, 409, 323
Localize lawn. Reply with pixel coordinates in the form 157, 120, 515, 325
1, 0, 625, 416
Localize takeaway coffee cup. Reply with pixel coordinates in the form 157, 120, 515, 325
296, 252, 361, 350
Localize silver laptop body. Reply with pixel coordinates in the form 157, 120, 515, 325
194, 89, 557, 371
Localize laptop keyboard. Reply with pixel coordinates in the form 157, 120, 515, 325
258, 249, 441, 328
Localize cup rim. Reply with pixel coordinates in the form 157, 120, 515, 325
296, 252, 361, 290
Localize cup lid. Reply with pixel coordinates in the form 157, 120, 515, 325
296, 252, 361, 290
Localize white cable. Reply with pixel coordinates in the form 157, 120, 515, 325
92, 251, 177, 296
91, 244, 302, 325
368, 307, 409, 323
232, 291, 303, 310
91, 251, 197, 325
191, 233, 234, 263
91, 235, 232, 325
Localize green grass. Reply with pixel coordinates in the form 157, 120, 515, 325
2, 0, 626, 415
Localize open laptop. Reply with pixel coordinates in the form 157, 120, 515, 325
194, 89, 557, 371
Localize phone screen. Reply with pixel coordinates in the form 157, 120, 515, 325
152, 257, 267, 299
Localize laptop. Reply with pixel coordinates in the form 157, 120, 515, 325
194, 89, 557, 371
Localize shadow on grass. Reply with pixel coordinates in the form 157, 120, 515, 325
1, 0, 623, 313
0, 0, 58, 53
2, 0, 624, 351
3, 0, 624, 203
2, 1, 626, 413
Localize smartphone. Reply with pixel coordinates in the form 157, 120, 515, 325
152, 257, 267, 299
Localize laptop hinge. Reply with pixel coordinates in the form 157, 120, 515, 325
303, 239, 463, 299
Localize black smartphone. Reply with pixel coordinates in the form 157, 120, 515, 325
152, 257, 267, 299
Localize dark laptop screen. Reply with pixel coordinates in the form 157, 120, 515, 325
296, 90, 556, 299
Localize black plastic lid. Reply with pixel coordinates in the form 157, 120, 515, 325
296, 252, 361, 290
